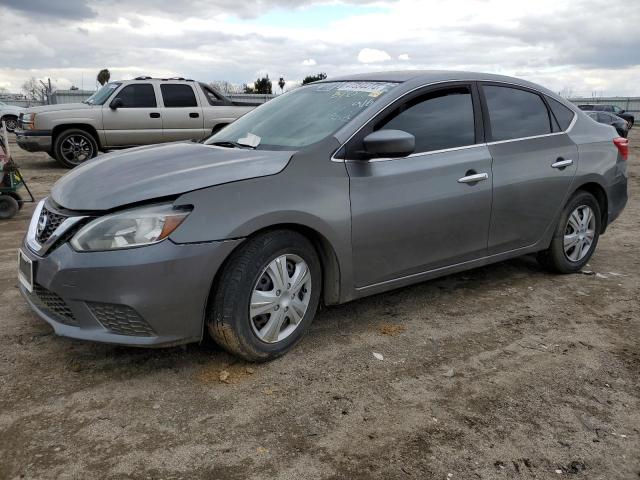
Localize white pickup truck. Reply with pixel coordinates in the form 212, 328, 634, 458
15, 77, 256, 168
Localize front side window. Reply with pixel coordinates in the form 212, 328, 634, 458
205, 81, 398, 149
161, 84, 198, 108
376, 87, 475, 153
483, 85, 551, 141
115, 84, 157, 108
201, 85, 223, 105
85, 82, 121, 105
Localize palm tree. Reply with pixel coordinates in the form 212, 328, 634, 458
97, 69, 111, 86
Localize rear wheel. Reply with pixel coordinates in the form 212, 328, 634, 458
538, 191, 601, 273
208, 230, 322, 361
53, 129, 98, 168
0, 194, 19, 219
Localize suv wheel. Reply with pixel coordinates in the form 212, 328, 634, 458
208, 230, 322, 362
54, 129, 98, 168
2, 116, 18, 132
538, 190, 601, 273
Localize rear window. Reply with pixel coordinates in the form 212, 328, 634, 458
483, 85, 551, 141
161, 84, 198, 108
546, 97, 575, 131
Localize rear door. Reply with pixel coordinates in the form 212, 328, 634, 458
346, 83, 493, 287
159, 83, 205, 142
101, 83, 163, 146
480, 83, 578, 254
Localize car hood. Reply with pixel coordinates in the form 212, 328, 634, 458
27, 103, 95, 114
51, 142, 294, 211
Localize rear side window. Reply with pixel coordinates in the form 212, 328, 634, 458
116, 84, 157, 108
377, 87, 476, 153
483, 85, 551, 141
546, 97, 575, 131
161, 84, 198, 107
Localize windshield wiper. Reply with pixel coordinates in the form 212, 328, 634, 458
210, 140, 256, 149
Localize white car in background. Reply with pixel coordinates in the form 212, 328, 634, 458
0, 101, 25, 132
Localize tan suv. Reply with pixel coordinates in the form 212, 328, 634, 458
15, 77, 255, 168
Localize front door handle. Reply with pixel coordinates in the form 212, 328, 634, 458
551, 158, 573, 169
189, 112, 200, 118
458, 172, 489, 184
149, 112, 161, 118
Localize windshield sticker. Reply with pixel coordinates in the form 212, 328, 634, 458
238, 132, 261, 148
336, 82, 396, 93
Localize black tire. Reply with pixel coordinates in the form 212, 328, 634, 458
53, 128, 98, 168
0, 194, 19, 219
2, 116, 18, 132
208, 230, 322, 362
537, 190, 601, 273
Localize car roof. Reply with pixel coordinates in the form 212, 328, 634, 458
321, 70, 565, 101
325, 70, 546, 87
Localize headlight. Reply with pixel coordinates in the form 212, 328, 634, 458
71, 203, 192, 252
22, 113, 36, 129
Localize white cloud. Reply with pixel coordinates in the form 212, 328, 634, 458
357, 48, 391, 64
0, 0, 638, 95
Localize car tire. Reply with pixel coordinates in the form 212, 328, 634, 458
208, 230, 322, 362
0, 194, 19, 219
1, 116, 18, 133
537, 190, 601, 273
53, 128, 98, 168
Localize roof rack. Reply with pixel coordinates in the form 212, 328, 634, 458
134, 76, 152, 80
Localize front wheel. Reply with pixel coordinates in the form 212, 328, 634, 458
2, 116, 18, 132
537, 190, 601, 273
53, 129, 98, 168
208, 230, 322, 361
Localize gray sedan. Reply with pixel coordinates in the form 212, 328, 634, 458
18, 71, 628, 361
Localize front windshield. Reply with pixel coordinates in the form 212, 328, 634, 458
85, 82, 121, 105
205, 81, 398, 149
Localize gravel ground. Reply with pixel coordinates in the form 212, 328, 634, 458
1, 131, 639, 480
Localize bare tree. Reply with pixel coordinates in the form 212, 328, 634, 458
22, 77, 44, 101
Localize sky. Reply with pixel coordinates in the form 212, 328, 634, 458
0, 0, 638, 96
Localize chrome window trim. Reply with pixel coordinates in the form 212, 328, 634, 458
349, 142, 488, 163
331, 78, 578, 163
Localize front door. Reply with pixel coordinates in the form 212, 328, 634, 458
479, 84, 578, 254
101, 83, 163, 147
346, 84, 493, 288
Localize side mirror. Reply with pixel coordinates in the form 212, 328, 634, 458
110, 98, 123, 110
619, 109, 626, 114
363, 129, 415, 158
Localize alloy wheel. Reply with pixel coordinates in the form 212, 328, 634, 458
563, 205, 596, 262
250, 254, 312, 343
60, 134, 94, 166
4, 118, 18, 131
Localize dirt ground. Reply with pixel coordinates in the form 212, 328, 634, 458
1, 130, 639, 480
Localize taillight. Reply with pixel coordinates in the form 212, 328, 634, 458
614, 137, 628, 161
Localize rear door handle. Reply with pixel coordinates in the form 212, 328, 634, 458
552, 158, 573, 169
189, 112, 200, 118
149, 112, 160, 118
458, 172, 489, 184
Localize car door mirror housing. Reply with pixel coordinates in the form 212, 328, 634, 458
110, 98, 124, 110
363, 130, 415, 158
